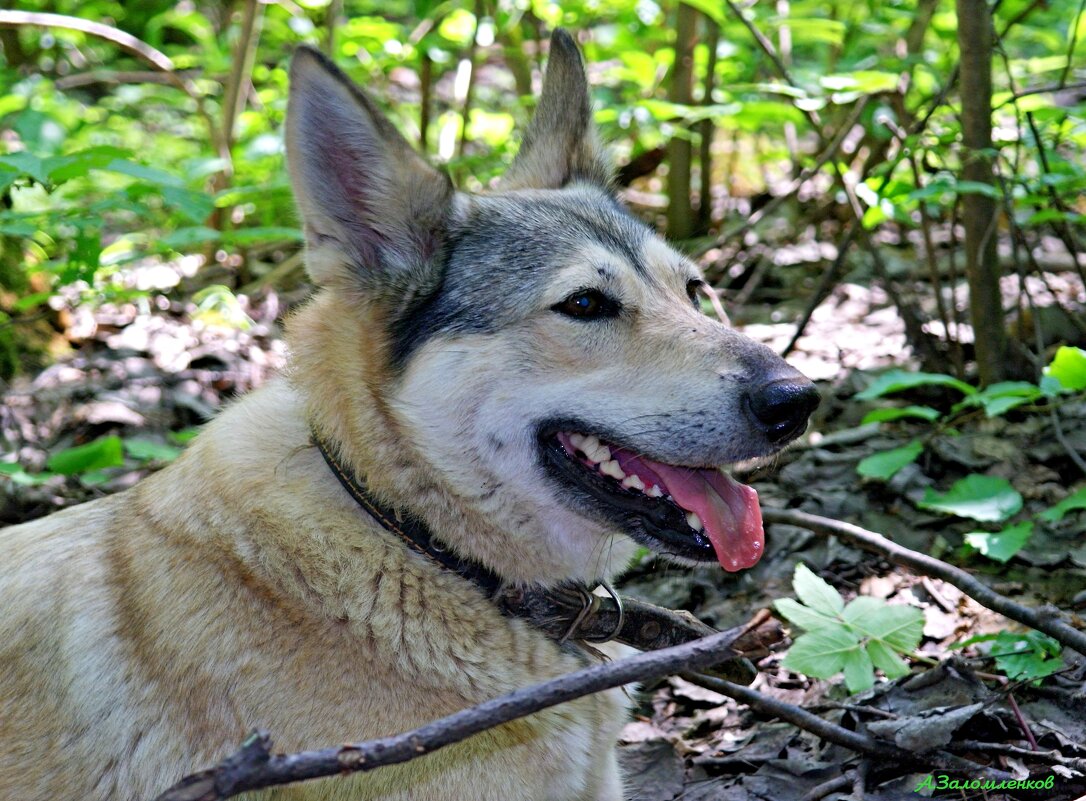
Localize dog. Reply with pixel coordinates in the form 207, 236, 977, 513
0, 30, 818, 801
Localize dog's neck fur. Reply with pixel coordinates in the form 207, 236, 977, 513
288, 290, 576, 588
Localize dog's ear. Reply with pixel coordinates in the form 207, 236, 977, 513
500, 29, 612, 191
286, 47, 453, 291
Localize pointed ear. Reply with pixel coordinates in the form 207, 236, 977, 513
499, 29, 612, 191
286, 46, 454, 291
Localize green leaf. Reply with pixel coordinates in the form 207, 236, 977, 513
866, 639, 911, 679
223, 226, 305, 246
964, 521, 1034, 563
1042, 346, 1086, 394
782, 625, 860, 679
45, 436, 124, 476
841, 645, 875, 692
0, 462, 58, 486
45, 146, 131, 183
160, 186, 214, 223
955, 381, 1042, 417
959, 631, 1064, 682
1039, 487, 1086, 523
123, 438, 183, 463
167, 427, 201, 445
857, 369, 976, 400
105, 159, 184, 188
774, 598, 839, 631
792, 563, 844, 616
861, 406, 941, 424
918, 474, 1023, 522
0, 152, 48, 184
160, 226, 221, 249
857, 441, 923, 480
843, 597, 925, 652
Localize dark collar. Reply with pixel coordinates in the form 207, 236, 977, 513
312, 430, 756, 677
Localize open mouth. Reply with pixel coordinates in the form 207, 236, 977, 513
538, 425, 764, 572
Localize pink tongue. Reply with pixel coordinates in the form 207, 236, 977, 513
614, 452, 764, 572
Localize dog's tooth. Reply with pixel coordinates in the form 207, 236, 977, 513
599, 459, 625, 480
647, 485, 664, 498
592, 445, 611, 463
582, 435, 600, 460
686, 512, 704, 532
569, 433, 586, 449
622, 474, 645, 491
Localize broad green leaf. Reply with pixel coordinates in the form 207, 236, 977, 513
857, 440, 923, 480
105, 159, 184, 188
1042, 346, 1086, 394
964, 521, 1034, 563
861, 406, 941, 424
0, 152, 48, 184
866, 639, 911, 679
782, 624, 859, 679
161, 186, 214, 223
955, 381, 1042, 417
160, 226, 221, 249
960, 631, 1064, 682
45, 146, 131, 183
774, 598, 839, 632
123, 439, 183, 463
841, 645, 875, 692
168, 427, 202, 445
792, 563, 844, 616
45, 436, 124, 476
1039, 487, 1086, 523
223, 226, 305, 246
843, 598, 924, 652
0, 462, 58, 486
918, 474, 1023, 522
857, 369, 975, 400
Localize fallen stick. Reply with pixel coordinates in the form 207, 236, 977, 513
762, 507, 1086, 656
153, 617, 757, 801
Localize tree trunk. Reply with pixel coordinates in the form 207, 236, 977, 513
956, 0, 1006, 385
696, 17, 719, 235
667, 2, 697, 241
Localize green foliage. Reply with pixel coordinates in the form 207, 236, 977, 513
918, 475, 1023, 523
775, 564, 924, 693
1041, 346, 1086, 396
955, 631, 1064, 683
45, 435, 124, 475
856, 351, 1086, 563
856, 440, 922, 480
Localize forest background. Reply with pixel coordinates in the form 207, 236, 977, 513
1, 1, 1086, 799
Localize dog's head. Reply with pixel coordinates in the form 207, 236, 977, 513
285, 32, 818, 586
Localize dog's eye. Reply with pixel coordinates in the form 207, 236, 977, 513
686, 279, 703, 308
553, 289, 620, 320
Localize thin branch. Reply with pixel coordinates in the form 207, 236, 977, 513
995, 80, 1086, 108
719, 0, 820, 129
761, 508, 1086, 656
684, 672, 1017, 780
152, 621, 753, 801
0, 10, 175, 71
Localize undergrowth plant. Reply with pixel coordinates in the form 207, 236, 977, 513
775, 563, 925, 693
856, 345, 1086, 563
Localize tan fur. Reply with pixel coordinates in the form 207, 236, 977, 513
0, 295, 628, 800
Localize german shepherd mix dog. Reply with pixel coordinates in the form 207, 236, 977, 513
1, 30, 817, 801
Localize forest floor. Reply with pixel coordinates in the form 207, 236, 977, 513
2, 253, 1085, 801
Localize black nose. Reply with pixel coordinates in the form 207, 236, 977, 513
746, 379, 820, 445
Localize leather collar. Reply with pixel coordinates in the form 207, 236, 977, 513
312, 430, 758, 680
